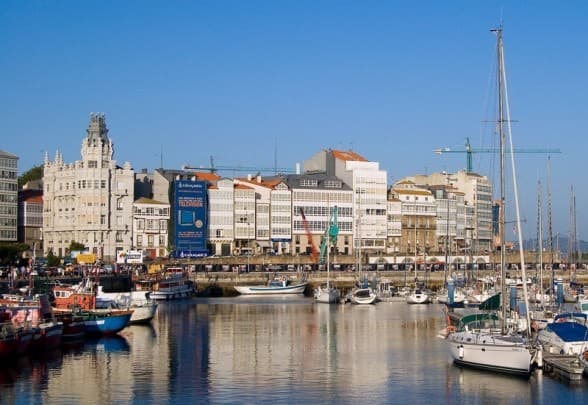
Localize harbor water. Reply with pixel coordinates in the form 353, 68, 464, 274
1, 298, 586, 404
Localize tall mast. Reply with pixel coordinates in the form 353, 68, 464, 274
492, 25, 507, 333
546, 157, 554, 293
537, 180, 544, 308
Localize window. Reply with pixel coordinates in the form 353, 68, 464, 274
137, 235, 143, 247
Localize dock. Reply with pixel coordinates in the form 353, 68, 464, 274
542, 354, 585, 382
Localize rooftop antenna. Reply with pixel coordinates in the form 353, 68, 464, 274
160, 145, 163, 169
274, 138, 277, 175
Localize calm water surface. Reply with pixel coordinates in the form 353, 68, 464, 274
0, 297, 586, 404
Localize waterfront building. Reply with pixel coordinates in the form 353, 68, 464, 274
234, 183, 256, 255
234, 176, 292, 255
132, 197, 170, 259
386, 196, 402, 258
0, 149, 18, 242
207, 178, 235, 256
18, 181, 44, 256
303, 149, 388, 257
409, 170, 493, 254
42, 113, 135, 261
388, 181, 437, 267
283, 172, 353, 258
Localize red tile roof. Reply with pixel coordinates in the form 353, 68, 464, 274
331, 149, 368, 162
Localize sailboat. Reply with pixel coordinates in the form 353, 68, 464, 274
348, 194, 377, 305
406, 215, 430, 304
446, 25, 536, 375
314, 206, 340, 304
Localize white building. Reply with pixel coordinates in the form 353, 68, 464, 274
208, 178, 235, 256
283, 172, 354, 258
233, 183, 256, 255
303, 149, 388, 255
234, 176, 293, 254
132, 197, 170, 259
0, 150, 18, 242
409, 170, 493, 254
42, 113, 135, 261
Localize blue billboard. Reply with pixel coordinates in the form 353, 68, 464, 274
172, 180, 209, 257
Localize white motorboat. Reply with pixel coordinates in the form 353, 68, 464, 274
97, 289, 158, 324
235, 278, 308, 295
406, 288, 429, 304
350, 287, 377, 305
537, 312, 588, 356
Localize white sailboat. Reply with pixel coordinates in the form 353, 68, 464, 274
446, 25, 536, 375
314, 206, 340, 304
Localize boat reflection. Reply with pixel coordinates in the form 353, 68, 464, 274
84, 335, 130, 354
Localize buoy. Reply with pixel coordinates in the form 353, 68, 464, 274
458, 345, 464, 359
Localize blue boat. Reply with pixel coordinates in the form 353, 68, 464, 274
82, 310, 133, 336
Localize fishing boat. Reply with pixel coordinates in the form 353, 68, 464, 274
445, 26, 535, 375
0, 293, 63, 353
52, 278, 132, 336
148, 268, 195, 300
235, 277, 308, 295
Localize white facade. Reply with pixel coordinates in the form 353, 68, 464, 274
0, 150, 18, 242
269, 182, 292, 254
410, 170, 493, 253
233, 184, 256, 254
132, 197, 170, 259
303, 149, 388, 254
285, 173, 354, 257
208, 178, 235, 256
42, 113, 135, 261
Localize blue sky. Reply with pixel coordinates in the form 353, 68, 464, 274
1, 1, 586, 242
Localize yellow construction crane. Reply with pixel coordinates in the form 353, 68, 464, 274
434, 138, 561, 173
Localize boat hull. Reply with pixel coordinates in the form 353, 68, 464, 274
129, 303, 158, 324
83, 311, 132, 336
407, 291, 429, 304
235, 283, 308, 295
350, 288, 377, 305
150, 286, 194, 300
314, 286, 340, 304
448, 331, 533, 375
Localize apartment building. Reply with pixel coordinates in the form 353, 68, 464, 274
0, 149, 18, 242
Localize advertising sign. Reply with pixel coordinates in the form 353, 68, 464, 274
117, 250, 144, 264
173, 180, 209, 257
76, 253, 96, 264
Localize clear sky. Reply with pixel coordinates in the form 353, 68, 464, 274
1, 1, 586, 242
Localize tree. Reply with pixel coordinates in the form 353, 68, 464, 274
46, 251, 61, 267
69, 241, 86, 252
0, 242, 30, 265
18, 165, 43, 188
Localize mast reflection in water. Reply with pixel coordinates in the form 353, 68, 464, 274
0, 297, 586, 403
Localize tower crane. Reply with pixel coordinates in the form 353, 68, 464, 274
434, 137, 561, 173
183, 156, 296, 175
300, 208, 319, 263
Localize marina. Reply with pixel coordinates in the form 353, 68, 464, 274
0, 298, 586, 403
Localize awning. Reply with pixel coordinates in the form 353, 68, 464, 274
256, 240, 272, 248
